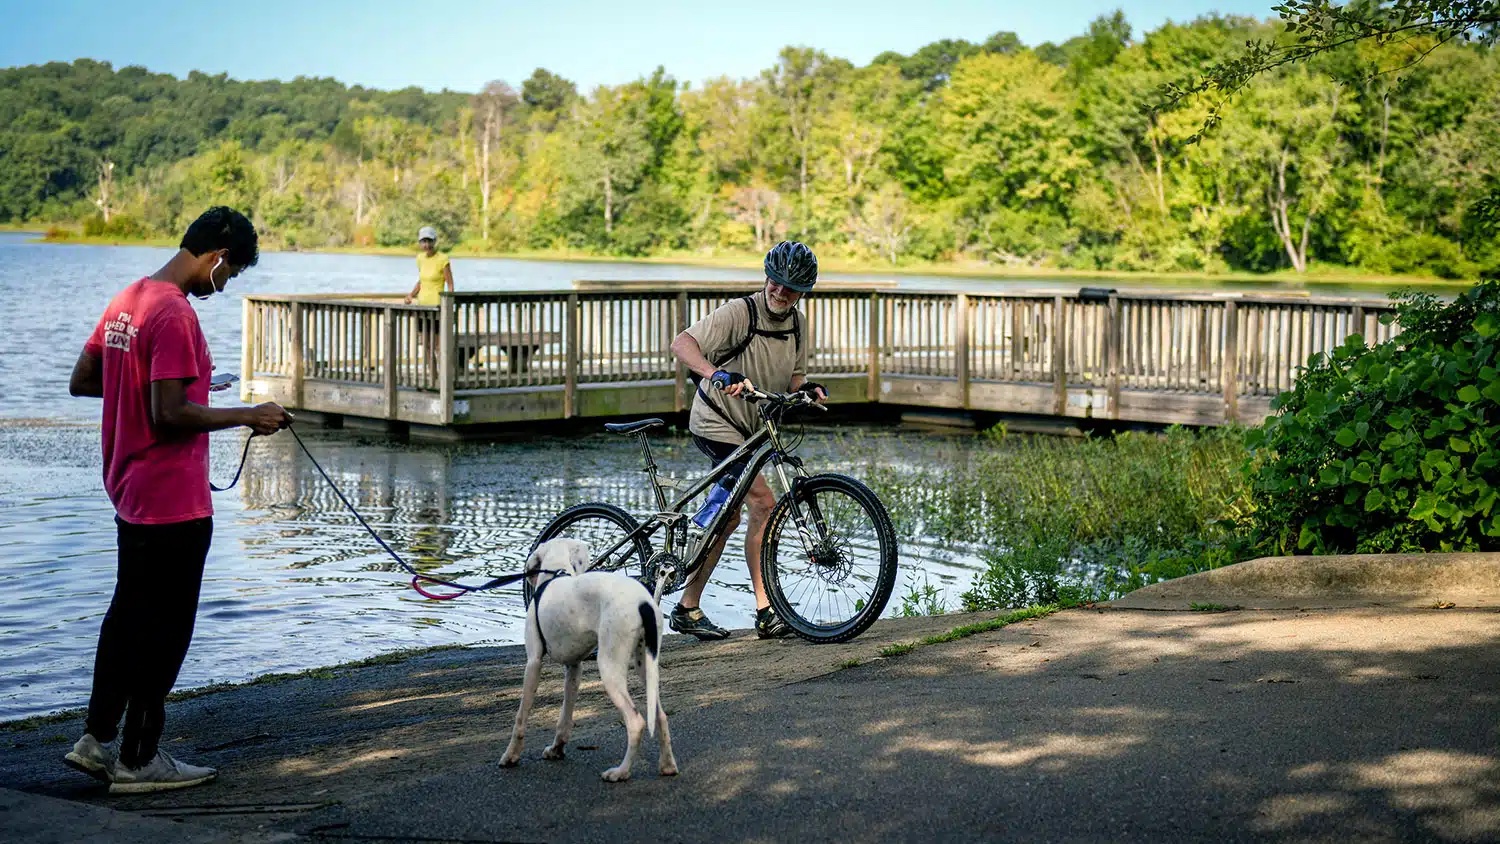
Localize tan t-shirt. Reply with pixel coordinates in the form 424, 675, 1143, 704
686, 291, 807, 444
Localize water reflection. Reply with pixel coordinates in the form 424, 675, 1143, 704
233, 431, 669, 582
0, 414, 985, 722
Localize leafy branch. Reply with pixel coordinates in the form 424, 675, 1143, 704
1158, 1, 1499, 143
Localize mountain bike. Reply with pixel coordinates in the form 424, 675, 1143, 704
531, 387, 899, 643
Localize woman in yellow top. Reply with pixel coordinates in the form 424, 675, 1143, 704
404, 226, 454, 384
405, 226, 454, 305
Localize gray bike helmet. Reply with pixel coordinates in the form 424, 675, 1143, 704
764, 241, 818, 292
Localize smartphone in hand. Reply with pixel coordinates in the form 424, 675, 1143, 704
211, 372, 240, 386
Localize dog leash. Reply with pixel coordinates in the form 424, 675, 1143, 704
211, 424, 537, 600
210, 433, 255, 493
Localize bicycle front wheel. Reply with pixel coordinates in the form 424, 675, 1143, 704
761, 473, 899, 643
532, 503, 652, 578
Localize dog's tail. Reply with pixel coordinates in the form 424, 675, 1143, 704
638, 600, 661, 737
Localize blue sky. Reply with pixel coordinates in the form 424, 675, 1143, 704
1, 0, 1274, 92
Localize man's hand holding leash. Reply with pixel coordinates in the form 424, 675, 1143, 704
244, 403, 292, 436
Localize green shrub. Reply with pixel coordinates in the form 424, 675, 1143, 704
897, 573, 948, 617
1367, 234, 1477, 279
960, 534, 1082, 611
1244, 281, 1500, 554
82, 213, 150, 239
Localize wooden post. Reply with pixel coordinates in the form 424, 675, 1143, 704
439, 294, 455, 423
383, 306, 397, 419
867, 293, 881, 402
1011, 299, 1023, 378
1052, 295, 1067, 415
289, 301, 305, 409
1106, 294, 1121, 419
240, 298, 254, 403
955, 293, 970, 407
1222, 300, 1239, 423
565, 294, 580, 418
674, 291, 688, 413
361, 310, 373, 383
1351, 304, 1365, 344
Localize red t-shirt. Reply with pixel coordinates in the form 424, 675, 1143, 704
84, 278, 213, 525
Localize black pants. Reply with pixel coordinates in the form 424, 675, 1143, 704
692, 434, 750, 485
84, 516, 212, 768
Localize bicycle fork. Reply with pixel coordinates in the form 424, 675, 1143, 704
770, 458, 830, 562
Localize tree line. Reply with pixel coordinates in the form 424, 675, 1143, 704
1, 11, 1496, 277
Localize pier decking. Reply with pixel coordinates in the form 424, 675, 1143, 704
240, 281, 1396, 435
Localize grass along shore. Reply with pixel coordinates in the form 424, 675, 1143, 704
856, 424, 1254, 613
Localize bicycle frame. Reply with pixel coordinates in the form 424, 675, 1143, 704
594, 409, 810, 578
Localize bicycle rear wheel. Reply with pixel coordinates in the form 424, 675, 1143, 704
761, 473, 899, 643
532, 503, 652, 578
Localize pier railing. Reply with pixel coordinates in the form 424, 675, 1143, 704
241, 285, 1397, 430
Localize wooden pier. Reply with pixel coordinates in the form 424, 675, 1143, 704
240, 281, 1397, 436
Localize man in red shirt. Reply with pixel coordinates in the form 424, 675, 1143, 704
64, 206, 290, 793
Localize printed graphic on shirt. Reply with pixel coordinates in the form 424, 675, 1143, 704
104, 310, 139, 352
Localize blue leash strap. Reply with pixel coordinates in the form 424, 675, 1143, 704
209, 433, 255, 492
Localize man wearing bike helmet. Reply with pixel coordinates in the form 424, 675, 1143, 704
667, 240, 828, 640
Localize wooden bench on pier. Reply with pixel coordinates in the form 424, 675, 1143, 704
455, 331, 563, 373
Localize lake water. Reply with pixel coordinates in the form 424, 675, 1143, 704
0, 234, 990, 721
0, 233, 1414, 721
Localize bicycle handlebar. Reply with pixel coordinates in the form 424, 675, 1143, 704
713, 382, 828, 411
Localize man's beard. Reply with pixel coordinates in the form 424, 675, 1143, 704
765, 290, 795, 316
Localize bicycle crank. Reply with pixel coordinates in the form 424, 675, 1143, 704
642, 551, 688, 595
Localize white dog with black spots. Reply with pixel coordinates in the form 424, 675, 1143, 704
500, 538, 677, 782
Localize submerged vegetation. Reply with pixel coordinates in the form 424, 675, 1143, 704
864, 425, 1251, 612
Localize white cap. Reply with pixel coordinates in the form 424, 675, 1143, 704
418, 226, 437, 241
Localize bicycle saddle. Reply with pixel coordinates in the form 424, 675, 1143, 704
603, 418, 665, 435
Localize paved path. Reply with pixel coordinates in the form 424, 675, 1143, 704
5, 607, 1499, 842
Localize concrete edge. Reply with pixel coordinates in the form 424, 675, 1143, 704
1107, 552, 1500, 611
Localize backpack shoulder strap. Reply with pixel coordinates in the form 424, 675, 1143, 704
710, 296, 759, 369
748, 304, 800, 350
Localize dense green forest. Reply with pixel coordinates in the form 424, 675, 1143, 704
2, 11, 1497, 276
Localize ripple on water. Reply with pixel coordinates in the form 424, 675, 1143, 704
0, 241, 1002, 721
0, 417, 988, 722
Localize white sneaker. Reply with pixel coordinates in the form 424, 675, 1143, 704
63, 733, 117, 782
108, 750, 217, 794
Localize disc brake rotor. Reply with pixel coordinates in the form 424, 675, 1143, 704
807, 535, 854, 583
